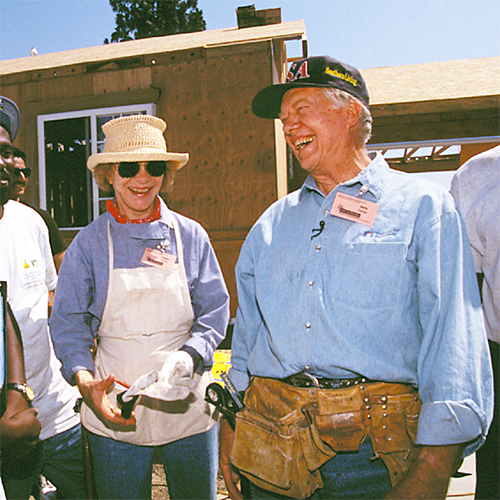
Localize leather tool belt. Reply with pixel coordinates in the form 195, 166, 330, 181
231, 376, 421, 499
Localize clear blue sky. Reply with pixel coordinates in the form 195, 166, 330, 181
0, 0, 499, 69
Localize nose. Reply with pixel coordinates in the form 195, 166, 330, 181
282, 111, 299, 136
134, 162, 151, 182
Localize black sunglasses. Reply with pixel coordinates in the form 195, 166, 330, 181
116, 161, 167, 178
14, 167, 32, 178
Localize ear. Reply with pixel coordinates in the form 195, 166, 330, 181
107, 164, 117, 186
345, 100, 363, 128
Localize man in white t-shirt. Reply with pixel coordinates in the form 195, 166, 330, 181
451, 145, 500, 500
0, 96, 86, 499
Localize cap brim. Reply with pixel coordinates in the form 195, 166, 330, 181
252, 82, 335, 119
87, 150, 189, 172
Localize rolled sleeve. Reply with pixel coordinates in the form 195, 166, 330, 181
415, 207, 493, 454
416, 400, 486, 455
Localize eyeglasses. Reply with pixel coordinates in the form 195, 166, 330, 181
116, 161, 167, 178
13, 167, 32, 178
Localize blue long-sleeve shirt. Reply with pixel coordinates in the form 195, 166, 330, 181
50, 198, 230, 383
229, 152, 493, 455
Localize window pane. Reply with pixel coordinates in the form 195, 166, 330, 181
44, 117, 91, 228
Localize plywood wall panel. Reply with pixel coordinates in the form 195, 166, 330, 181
154, 48, 279, 233
24, 74, 93, 102
93, 67, 152, 94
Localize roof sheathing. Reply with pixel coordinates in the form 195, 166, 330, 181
0, 21, 306, 77
362, 56, 500, 105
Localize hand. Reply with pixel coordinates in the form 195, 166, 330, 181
0, 404, 41, 456
219, 417, 244, 500
75, 370, 136, 426
385, 444, 464, 499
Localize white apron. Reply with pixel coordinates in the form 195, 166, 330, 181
81, 220, 216, 445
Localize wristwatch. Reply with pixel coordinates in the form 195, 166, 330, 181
7, 383, 34, 405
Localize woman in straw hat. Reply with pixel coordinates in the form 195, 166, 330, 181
50, 115, 230, 499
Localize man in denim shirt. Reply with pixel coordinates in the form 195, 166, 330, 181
219, 57, 493, 499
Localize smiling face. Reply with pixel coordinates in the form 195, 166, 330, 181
279, 87, 355, 180
0, 127, 14, 209
108, 161, 163, 220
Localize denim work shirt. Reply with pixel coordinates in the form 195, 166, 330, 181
229, 152, 493, 455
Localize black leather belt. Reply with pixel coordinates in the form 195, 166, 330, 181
282, 372, 374, 389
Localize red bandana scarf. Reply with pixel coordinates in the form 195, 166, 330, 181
106, 197, 161, 224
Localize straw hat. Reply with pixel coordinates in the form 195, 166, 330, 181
87, 115, 189, 172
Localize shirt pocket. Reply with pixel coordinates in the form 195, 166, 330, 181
332, 242, 407, 309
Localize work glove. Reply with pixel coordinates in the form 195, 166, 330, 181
121, 350, 198, 403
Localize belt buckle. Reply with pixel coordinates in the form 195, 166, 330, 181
296, 372, 320, 388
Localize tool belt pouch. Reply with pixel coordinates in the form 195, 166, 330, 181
365, 384, 422, 486
231, 381, 335, 499
309, 385, 367, 452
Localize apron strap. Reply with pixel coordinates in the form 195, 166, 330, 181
107, 221, 114, 275
171, 217, 185, 268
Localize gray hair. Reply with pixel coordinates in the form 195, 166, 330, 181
93, 163, 177, 194
322, 88, 372, 147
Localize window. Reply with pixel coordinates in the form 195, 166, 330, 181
37, 104, 154, 231
367, 138, 500, 190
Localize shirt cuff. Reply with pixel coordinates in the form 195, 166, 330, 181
227, 367, 250, 392
66, 362, 95, 386
416, 400, 485, 456
180, 345, 203, 374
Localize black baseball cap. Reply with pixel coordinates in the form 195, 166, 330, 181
0, 96, 20, 141
252, 56, 370, 119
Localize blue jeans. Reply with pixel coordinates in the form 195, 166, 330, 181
249, 437, 392, 500
87, 423, 219, 500
1, 423, 86, 500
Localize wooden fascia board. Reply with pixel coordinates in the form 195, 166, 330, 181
371, 95, 500, 117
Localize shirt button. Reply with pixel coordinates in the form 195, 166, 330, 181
315, 244, 322, 250
308, 281, 314, 287
305, 322, 311, 329
304, 365, 311, 371
324, 210, 329, 216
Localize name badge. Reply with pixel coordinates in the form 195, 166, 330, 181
140, 248, 176, 271
331, 193, 379, 227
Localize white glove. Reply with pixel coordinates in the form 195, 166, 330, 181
121, 351, 198, 403
120, 369, 159, 403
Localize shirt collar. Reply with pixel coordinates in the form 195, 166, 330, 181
157, 197, 174, 229
299, 152, 388, 201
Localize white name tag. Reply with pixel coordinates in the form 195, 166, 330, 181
140, 248, 176, 271
331, 193, 379, 227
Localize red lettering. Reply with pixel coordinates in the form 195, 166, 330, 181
288, 61, 310, 82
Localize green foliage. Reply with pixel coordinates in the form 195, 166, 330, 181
105, 0, 206, 43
